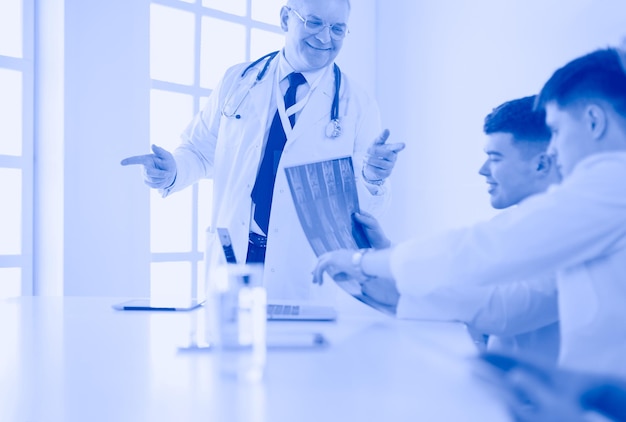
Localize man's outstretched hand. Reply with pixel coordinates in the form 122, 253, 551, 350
362, 129, 406, 183
121, 144, 177, 189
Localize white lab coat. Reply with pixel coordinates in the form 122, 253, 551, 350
165, 52, 388, 303
398, 273, 560, 362
390, 152, 626, 376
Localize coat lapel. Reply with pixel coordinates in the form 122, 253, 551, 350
285, 66, 335, 147
244, 57, 278, 138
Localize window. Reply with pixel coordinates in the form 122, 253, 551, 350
0, 0, 34, 299
149, 0, 284, 301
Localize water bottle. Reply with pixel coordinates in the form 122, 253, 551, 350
204, 228, 267, 381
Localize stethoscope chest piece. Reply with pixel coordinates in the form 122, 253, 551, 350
325, 119, 342, 138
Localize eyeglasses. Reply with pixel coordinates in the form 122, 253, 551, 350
288, 8, 348, 40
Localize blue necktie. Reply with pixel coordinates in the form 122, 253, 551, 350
251, 72, 307, 234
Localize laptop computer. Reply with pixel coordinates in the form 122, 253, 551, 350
216, 227, 337, 321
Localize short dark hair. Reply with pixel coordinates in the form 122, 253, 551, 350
536, 48, 626, 116
484, 95, 551, 142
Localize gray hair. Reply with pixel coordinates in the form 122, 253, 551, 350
286, 0, 351, 11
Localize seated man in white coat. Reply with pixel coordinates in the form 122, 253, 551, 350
121, 0, 404, 303
352, 96, 562, 361
314, 48, 626, 377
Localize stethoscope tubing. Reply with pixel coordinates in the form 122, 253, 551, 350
237, 50, 341, 124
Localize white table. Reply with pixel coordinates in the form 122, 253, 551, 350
0, 297, 510, 422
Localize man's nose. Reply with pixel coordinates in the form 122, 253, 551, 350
478, 160, 490, 176
314, 25, 332, 43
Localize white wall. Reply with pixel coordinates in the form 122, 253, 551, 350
34, 0, 65, 296
376, 0, 626, 242
337, 0, 378, 94
35, 0, 151, 296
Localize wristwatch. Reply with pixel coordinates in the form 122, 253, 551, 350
352, 248, 375, 278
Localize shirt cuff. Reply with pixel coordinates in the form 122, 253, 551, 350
362, 180, 387, 196
158, 172, 178, 198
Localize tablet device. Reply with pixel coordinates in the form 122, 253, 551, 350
112, 298, 204, 312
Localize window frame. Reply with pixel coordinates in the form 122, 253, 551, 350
0, 0, 35, 297
149, 0, 283, 300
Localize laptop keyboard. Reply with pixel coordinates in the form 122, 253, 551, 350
267, 304, 300, 316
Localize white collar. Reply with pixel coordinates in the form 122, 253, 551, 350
277, 49, 330, 87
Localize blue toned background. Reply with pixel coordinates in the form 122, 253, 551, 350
0, 0, 624, 298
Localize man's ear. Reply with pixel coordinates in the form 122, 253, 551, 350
280, 6, 290, 32
535, 152, 563, 182
585, 104, 608, 140
535, 152, 553, 175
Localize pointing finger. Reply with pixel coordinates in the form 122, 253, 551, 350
386, 143, 406, 153
372, 129, 391, 146
120, 154, 154, 167
368, 143, 406, 159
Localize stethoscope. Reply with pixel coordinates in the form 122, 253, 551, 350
221, 50, 343, 139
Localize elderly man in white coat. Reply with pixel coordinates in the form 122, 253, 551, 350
122, 0, 404, 304
314, 47, 626, 377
